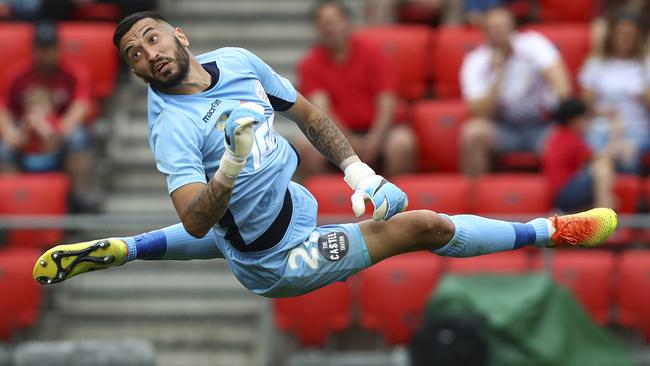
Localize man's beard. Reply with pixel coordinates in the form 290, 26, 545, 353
147, 37, 190, 90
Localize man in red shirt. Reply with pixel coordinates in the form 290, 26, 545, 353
543, 98, 616, 212
294, 0, 417, 178
0, 22, 97, 211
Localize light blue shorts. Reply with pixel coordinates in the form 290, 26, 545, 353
217, 182, 372, 298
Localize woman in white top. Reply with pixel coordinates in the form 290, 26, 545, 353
580, 9, 650, 172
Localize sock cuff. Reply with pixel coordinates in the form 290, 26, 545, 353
434, 214, 470, 257
121, 236, 137, 262
527, 218, 551, 247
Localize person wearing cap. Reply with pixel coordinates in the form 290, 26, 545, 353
580, 9, 650, 173
0, 21, 97, 211
542, 98, 618, 213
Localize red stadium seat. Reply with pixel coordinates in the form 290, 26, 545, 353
392, 174, 472, 214
617, 250, 650, 339
58, 22, 118, 99
72, 2, 121, 22
274, 281, 351, 346
474, 174, 551, 215
411, 100, 468, 172
359, 252, 443, 345
0, 23, 33, 81
539, 0, 597, 22
446, 251, 529, 274
606, 175, 641, 246
0, 247, 42, 329
0, 173, 69, 248
524, 24, 591, 88
355, 26, 432, 100
431, 27, 484, 98
542, 251, 614, 325
303, 175, 351, 216
496, 152, 540, 172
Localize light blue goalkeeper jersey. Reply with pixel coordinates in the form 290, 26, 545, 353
147, 47, 315, 257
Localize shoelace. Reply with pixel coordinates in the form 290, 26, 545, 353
552, 215, 592, 246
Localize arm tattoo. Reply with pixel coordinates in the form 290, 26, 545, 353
184, 179, 233, 235
299, 112, 356, 166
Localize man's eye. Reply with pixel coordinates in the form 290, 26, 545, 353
132, 51, 141, 60
150, 35, 157, 43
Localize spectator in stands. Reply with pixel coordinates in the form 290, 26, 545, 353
580, 9, 650, 173
0, 22, 98, 211
543, 98, 617, 213
459, 6, 571, 177
295, 0, 417, 178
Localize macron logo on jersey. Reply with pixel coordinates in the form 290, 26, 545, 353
202, 99, 222, 123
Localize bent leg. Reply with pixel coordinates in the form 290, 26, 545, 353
359, 210, 551, 264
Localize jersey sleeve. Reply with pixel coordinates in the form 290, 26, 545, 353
150, 109, 207, 194
578, 58, 599, 90
68, 62, 91, 103
236, 48, 297, 111
371, 43, 398, 94
297, 53, 323, 97
461, 51, 490, 100
524, 32, 560, 70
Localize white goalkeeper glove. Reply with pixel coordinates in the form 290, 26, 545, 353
216, 102, 264, 186
344, 162, 408, 220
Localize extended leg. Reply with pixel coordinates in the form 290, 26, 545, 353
33, 224, 223, 284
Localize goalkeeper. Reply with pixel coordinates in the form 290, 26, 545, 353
33, 11, 617, 298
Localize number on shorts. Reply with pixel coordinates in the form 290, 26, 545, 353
288, 247, 319, 271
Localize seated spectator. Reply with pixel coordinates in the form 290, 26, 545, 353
580, 9, 650, 173
0, 22, 98, 211
543, 98, 616, 213
295, 0, 417, 178
459, 6, 571, 177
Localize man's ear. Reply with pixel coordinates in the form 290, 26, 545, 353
131, 69, 147, 84
174, 27, 190, 47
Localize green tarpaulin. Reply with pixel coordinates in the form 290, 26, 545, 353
425, 274, 635, 366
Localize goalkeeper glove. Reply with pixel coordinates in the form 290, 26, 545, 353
216, 102, 264, 186
344, 162, 408, 221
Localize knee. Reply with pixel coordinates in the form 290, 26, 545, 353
591, 158, 614, 179
385, 127, 417, 156
461, 118, 493, 146
409, 210, 455, 242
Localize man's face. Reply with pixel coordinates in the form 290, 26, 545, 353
118, 18, 190, 90
483, 8, 514, 49
315, 4, 350, 50
611, 20, 639, 57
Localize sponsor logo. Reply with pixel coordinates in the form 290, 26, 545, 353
202, 99, 222, 123
318, 232, 349, 261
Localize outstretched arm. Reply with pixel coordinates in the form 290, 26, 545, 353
285, 92, 408, 220
285, 93, 360, 170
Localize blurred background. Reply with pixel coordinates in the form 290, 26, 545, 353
1, 0, 650, 365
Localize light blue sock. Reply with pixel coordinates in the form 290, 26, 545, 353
435, 215, 551, 258
121, 223, 223, 263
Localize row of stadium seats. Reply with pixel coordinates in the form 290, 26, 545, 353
306, 173, 645, 246
275, 250, 650, 347
355, 23, 590, 101
0, 22, 118, 99
0, 173, 69, 248
399, 0, 598, 24
0, 247, 42, 340
306, 173, 643, 216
